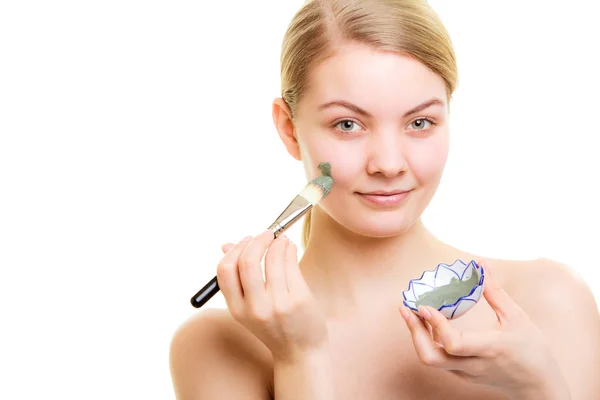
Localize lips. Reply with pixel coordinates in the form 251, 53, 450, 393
356, 190, 412, 206
360, 190, 410, 196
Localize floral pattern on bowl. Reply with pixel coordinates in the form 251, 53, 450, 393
402, 259, 485, 319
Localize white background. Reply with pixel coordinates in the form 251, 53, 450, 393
1, 1, 598, 399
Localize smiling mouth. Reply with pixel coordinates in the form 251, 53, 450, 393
355, 190, 412, 206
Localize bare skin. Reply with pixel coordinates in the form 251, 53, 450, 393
169, 42, 600, 399
170, 230, 600, 399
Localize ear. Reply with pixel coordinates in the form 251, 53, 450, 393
272, 97, 301, 161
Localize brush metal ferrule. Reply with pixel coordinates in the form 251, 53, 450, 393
268, 195, 312, 238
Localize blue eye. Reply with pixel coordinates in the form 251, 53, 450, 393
334, 119, 362, 133
409, 118, 433, 130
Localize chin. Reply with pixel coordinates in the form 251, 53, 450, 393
357, 213, 417, 238
328, 208, 419, 239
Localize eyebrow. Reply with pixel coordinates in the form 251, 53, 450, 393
317, 97, 445, 118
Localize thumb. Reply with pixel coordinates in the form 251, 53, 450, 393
480, 260, 521, 325
221, 243, 235, 254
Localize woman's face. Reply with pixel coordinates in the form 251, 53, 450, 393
289, 42, 450, 238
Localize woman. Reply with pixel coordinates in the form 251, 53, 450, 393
169, 0, 600, 398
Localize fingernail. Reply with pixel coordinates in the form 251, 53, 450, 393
241, 235, 252, 242
419, 306, 432, 320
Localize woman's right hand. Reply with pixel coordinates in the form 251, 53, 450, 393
216, 230, 329, 363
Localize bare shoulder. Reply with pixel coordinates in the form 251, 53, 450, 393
488, 257, 599, 321
483, 257, 600, 398
169, 307, 273, 400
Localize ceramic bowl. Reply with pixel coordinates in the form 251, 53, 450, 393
402, 259, 485, 319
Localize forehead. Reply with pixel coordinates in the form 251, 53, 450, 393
303, 42, 447, 113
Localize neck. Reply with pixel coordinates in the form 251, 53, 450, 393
299, 207, 453, 318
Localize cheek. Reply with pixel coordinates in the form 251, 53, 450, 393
408, 135, 449, 183
299, 136, 363, 185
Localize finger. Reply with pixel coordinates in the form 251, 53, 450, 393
282, 240, 306, 294
238, 230, 275, 305
419, 307, 451, 348
431, 324, 442, 346
216, 236, 252, 313
403, 307, 493, 377
480, 261, 522, 325
264, 235, 290, 300
420, 316, 442, 345
221, 243, 234, 254
420, 306, 494, 357
401, 306, 464, 370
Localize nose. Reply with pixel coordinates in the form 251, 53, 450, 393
366, 130, 408, 177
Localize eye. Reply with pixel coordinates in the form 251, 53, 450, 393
334, 119, 362, 134
408, 118, 433, 130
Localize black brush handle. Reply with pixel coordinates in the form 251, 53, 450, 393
190, 275, 219, 308
189, 201, 306, 308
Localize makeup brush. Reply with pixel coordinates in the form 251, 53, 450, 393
190, 162, 334, 308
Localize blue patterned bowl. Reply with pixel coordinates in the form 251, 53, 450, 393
402, 260, 485, 319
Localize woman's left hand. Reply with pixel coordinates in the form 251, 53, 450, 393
400, 261, 571, 399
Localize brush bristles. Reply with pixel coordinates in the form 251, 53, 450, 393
299, 183, 325, 205
299, 177, 333, 205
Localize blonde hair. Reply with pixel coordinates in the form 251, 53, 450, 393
279, 0, 458, 249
